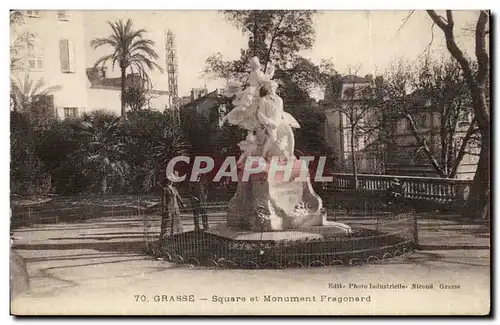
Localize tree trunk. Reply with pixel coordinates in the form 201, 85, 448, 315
464, 111, 490, 219
120, 67, 126, 119
426, 10, 490, 218
404, 113, 447, 177
101, 176, 107, 195
351, 128, 358, 189
263, 12, 286, 73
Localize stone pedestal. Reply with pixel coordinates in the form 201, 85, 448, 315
226, 163, 348, 232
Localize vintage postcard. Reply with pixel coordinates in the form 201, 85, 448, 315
9, 9, 491, 316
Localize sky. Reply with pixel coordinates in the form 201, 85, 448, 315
83, 10, 481, 98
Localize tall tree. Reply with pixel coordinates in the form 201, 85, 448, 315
10, 75, 61, 124
91, 18, 163, 118
426, 10, 490, 218
76, 111, 128, 194
202, 11, 337, 161
203, 10, 319, 85
381, 58, 477, 178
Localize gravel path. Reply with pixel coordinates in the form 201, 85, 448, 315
10, 213, 490, 315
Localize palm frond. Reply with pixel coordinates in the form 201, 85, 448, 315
107, 20, 121, 41
90, 37, 118, 49
130, 38, 156, 51
124, 19, 134, 37
130, 55, 163, 73
93, 54, 116, 70
130, 45, 160, 60
30, 78, 46, 97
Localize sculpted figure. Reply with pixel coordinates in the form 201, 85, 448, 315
221, 57, 351, 233
223, 56, 273, 134
257, 80, 300, 161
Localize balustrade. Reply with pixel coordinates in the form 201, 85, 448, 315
323, 173, 472, 206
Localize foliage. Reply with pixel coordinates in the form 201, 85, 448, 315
10, 75, 61, 118
122, 86, 148, 111
180, 108, 218, 156
10, 10, 36, 70
91, 18, 163, 117
202, 10, 334, 100
125, 110, 189, 192
275, 56, 337, 105
380, 56, 477, 178
202, 10, 337, 170
426, 10, 490, 218
34, 118, 90, 194
10, 112, 51, 196
222, 10, 316, 69
11, 107, 192, 196
74, 111, 129, 194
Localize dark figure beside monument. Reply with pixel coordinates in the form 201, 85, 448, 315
385, 178, 404, 209
158, 173, 185, 238
190, 177, 209, 231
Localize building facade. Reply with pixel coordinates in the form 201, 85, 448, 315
383, 92, 478, 180
323, 74, 478, 179
323, 74, 382, 174
10, 10, 89, 119
10, 10, 173, 119
179, 88, 226, 126
86, 68, 171, 116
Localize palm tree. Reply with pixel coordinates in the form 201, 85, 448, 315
123, 110, 188, 192
90, 18, 163, 118
10, 75, 61, 115
76, 111, 129, 194
10, 10, 35, 70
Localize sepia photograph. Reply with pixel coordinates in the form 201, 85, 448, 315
9, 8, 491, 316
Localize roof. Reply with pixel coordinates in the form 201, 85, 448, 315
405, 88, 437, 112
179, 89, 225, 109
86, 68, 143, 88
86, 67, 169, 95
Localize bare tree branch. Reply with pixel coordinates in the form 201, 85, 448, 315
397, 10, 415, 33
415, 22, 436, 63
427, 10, 449, 30
446, 10, 454, 28
264, 11, 286, 73
404, 112, 447, 177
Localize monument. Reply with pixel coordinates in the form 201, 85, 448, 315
209, 56, 352, 237
159, 57, 414, 267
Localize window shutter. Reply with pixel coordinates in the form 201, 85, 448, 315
60, 39, 75, 73
60, 39, 69, 72
68, 40, 75, 72
57, 10, 69, 20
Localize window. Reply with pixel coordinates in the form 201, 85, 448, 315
27, 40, 44, 71
60, 39, 75, 73
64, 107, 78, 118
343, 87, 355, 100
458, 111, 472, 127
26, 10, 41, 18
345, 131, 353, 152
57, 10, 69, 21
